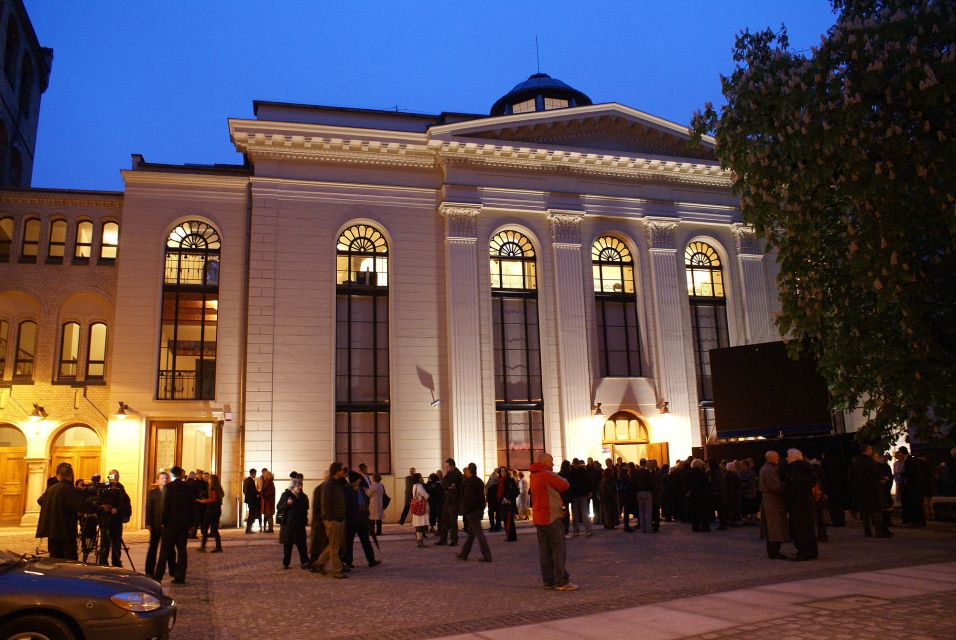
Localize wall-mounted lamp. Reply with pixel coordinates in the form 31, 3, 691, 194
658, 401, 670, 415
429, 398, 440, 408
28, 404, 47, 422
592, 403, 604, 418
113, 402, 130, 420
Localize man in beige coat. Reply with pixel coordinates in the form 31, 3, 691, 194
759, 451, 789, 560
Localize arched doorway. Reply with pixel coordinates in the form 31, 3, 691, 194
0, 425, 26, 525
601, 412, 670, 466
50, 425, 102, 483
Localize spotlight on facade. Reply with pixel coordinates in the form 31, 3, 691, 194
28, 404, 47, 422
114, 402, 130, 420
658, 401, 670, 415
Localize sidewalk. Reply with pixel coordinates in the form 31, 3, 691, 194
435, 562, 956, 640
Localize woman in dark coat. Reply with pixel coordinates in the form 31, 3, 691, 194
496, 466, 520, 541
599, 467, 619, 529
558, 460, 573, 534
783, 450, 818, 561
687, 459, 713, 532
426, 472, 444, 533
277, 477, 310, 569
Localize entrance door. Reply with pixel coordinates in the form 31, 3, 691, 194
0, 426, 26, 525
50, 426, 102, 483
147, 421, 220, 480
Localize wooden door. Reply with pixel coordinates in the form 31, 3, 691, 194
0, 449, 26, 525
646, 442, 670, 467
51, 447, 101, 483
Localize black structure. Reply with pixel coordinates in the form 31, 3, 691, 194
490, 72, 592, 117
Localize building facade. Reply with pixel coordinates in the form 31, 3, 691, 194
1, 74, 783, 528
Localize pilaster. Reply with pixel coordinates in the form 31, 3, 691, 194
732, 223, 776, 344
439, 203, 484, 471
19, 458, 47, 528
645, 217, 696, 449
546, 209, 598, 460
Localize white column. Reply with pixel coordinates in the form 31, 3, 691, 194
439, 204, 485, 471
19, 458, 47, 528
732, 223, 776, 344
547, 210, 598, 460
646, 218, 696, 453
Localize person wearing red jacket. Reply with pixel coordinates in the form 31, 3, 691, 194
530, 452, 577, 591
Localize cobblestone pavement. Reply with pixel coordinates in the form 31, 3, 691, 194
3, 519, 955, 639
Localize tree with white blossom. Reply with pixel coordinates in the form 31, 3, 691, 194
691, 0, 955, 447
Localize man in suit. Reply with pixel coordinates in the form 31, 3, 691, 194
243, 468, 260, 534
154, 466, 195, 584
436, 458, 462, 546
144, 471, 169, 576
458, 463, 491, 562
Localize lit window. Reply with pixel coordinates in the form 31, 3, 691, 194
335, 224, 390, 474
14, 320, 36, 379
543, 97, 568, 110
20, 218, 39, 261
490, 229, 544, 469
158, 221, 220, 400
0, 319, 7, 378
592, 236, 641, 377
75, 221, 93, 260
511, 98, 536, 114
685, 241, 729, 402
48, 220, 67, 261
0, 217, 12, 261
100, 222, 119, 262
58, 322, 80, 379
87, 322, 107, 380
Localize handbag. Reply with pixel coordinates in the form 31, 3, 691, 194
275, 510, 285, 525
382, 492, 392, 510
410, 496, 427, 516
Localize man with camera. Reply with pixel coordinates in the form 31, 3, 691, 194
96, 469, 132, 567
35, 462, 96, 560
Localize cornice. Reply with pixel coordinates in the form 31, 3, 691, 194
0, 191, 123, 209
121, 170, 251, 190
232, 131, 436, 170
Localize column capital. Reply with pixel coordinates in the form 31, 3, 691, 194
546, 209, 585, 245
645, 216, 680, 251
731, 223, 762, 256
439, 202, 481, 239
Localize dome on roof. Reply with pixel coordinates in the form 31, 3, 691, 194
490, 72, 592, 117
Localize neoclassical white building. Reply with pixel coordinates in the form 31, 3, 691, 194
0, 73, 782, 526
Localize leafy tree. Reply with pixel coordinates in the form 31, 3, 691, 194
691, 0, 956, 447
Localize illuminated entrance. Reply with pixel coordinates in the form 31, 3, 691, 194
0, 425, 26, 525
50, 425, 102, 484
602, 411, 669, 466
147, 421, 220, 480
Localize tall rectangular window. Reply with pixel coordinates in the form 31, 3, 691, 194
20, 218, 39, 262
86, 322, 107, 380
0, 217, 13, 262
490, 230, 545, 469
685, 242, 730, 402
158, 221, 219, 400
14, 320, 36, 379
593, 236, 642, 377
48, 220, 66, 262
58, 322, 80, 379
335, 224, 390, 474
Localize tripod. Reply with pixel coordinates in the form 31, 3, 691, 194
79, 514, 136, 572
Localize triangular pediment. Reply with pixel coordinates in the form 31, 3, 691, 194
428, 103, 715, 161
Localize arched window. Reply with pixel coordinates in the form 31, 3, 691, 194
602, 411, 649, 444
158, 221, 220, 400
9, 148, 21, 187
74, 221, 93, 260
100, 222, 119, 262
592, 236, 642, 377
86, 322, 107, 380
0, 217, 12, 261
14, 320, 36, 379
685, 241, 730, 424
48, 220, 66, 262
0, 319, 7, 378
335, 224, 390, 474
58, 322, 80, 379
490, 229, 544, 469
3, 21, 18, 82
17, 56, 32, 116
20, 217, 38, 262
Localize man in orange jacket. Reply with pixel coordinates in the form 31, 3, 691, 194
530, 452, 577, 591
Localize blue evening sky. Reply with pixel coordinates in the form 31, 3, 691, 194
26, 1, 835, 192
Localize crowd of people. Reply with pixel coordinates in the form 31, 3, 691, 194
32, 443, 956, 590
